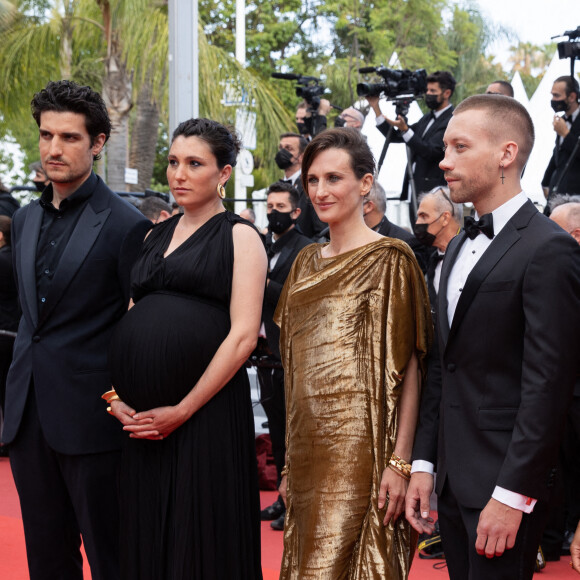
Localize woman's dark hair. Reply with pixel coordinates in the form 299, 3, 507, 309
31, 80, 112, 159
171, 118, 242, 168
301, 128, 376, 192
0, 216, 12, 246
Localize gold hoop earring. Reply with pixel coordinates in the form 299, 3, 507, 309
217, 183, 226, 199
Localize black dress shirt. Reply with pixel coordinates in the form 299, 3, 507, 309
35, 172, 97, 313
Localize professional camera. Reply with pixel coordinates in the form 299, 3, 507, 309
555, 26, 580, 60
356, 67, 427, 100
271, 72, 327, 110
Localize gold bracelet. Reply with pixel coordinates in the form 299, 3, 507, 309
389, 453, 411, 479
388, 463, 411, 481
102, 389, 120, 404
281, 465, 289, 477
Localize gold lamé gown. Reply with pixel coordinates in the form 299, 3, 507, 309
274, 238, 432, 580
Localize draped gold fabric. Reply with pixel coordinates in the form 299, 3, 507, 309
274, 238, 432, 580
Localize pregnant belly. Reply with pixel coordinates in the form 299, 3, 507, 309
109, 292, 230, 411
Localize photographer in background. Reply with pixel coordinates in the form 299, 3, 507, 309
367, 70, 455, 203
295, 99, 332, 140
542, 76, 580, 212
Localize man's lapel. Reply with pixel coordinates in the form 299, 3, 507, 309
437, 232, 465, 346
446, 200, 537, 346
20, 203, 43, 327
36, 198, 111, 328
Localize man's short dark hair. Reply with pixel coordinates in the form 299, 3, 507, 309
279, 133, 309, 154
31, 80, 112, 153
554, 76, 579, 100
454, 94, 535, 168
427, 71, 456, 96
139, 196, 172, 221
488, 80, 514, 98
267, 180, 301, 209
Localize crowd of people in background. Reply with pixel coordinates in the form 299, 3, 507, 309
0, 70, 579, 580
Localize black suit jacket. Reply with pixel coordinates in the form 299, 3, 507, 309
542, 113, 580, 198
294, 179, 327, 239
413, 200, 580, 508
3, 174, 151, 454
376, 216, 431, 274
378, 107, 453, 199
263, 228, 312, 360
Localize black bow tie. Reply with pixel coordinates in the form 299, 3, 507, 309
464, 214, 494, 240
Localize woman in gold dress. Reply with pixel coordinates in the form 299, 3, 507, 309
275, 128, 432, 579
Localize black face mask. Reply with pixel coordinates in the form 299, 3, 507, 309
334, 116, 347, 128
267, 209, 295, 235
424, 94, 441, 110
551, 99, 569, 114
33, 180, 46, 192
275, 148, 295, 170
413, 215, 443, 247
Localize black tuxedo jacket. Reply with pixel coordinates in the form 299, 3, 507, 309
542, 113, 580, 197
376, 216, 431, 274
3, 175, 151, 454
263, 228, 312, 360
378, 107, 453, 199
413, 200, 580, 508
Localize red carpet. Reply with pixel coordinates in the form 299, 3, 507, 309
0, 459, 576, 579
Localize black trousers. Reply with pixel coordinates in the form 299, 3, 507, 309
9, 388, 121, 580
256, 366, 286, 479
438, 477, 550, 580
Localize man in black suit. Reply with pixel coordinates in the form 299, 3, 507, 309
542, 76, 580, 211
258, 181, 312, 530
406, 94, 580, 580
3, 80, 150, 580
367, 70, 456, 203
413, 186, 462, 325
275, 132, 326, 238
362, 180, 430, 273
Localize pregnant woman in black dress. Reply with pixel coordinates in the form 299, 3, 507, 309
107, 118, 267, 579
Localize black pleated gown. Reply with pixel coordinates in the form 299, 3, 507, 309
109, 211, 262, 580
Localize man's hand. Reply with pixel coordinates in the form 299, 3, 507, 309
405, 471, 435, 534
385, 114, 409, 132
571, 521, 580, 573
318, 98, 331, 116
475, 498, 522, 558
553, 115, 570, 139
366, 96, 382, 117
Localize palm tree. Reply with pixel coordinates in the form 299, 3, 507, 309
0, 0, 293, 191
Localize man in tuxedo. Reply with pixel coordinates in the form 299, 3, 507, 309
367, 70, 456, 203
258, 181, 312, 530
542, 76, 580, 211
413, 187, 462, 324
362, 180, 430, 273
3, 80, 150, 580
275, 132, 326, 238
406, 94, 580, 580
